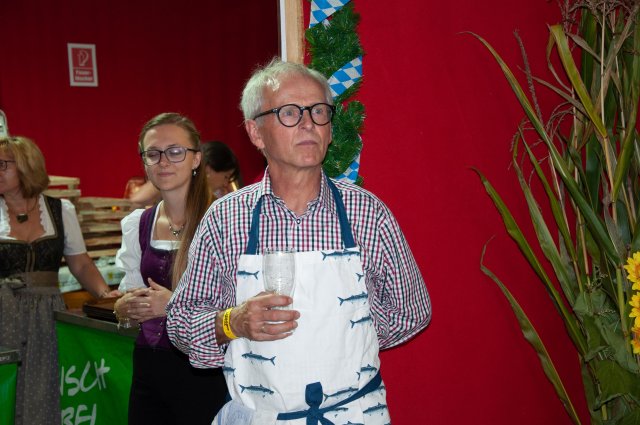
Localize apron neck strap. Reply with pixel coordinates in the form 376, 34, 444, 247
244, 177, 355, 255
326, 178, 356, 249
245, 196, 264, 255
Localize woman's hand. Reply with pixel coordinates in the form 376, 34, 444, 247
113, 291, 136, 321
122, 279, 172, 323
103, 288, 122, 298
144, 280, 173, 319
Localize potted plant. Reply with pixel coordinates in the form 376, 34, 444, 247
472, 1, 640, 423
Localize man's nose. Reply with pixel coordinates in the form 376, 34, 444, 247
298, 108, 314, 127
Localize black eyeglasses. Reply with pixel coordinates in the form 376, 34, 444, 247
0, 159, 16, 171
140, 147, 199, 166
253, 103, 336, 127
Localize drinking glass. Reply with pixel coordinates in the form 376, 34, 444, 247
117, 282, 140, 329
263, 248, 296, 309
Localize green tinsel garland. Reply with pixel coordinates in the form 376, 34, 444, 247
306, 1, 365, 185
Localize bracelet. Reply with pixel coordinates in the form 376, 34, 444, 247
222, 307, 238, 340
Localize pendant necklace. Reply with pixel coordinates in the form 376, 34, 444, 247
163, 203, 184, 239
12, 198, 38, 224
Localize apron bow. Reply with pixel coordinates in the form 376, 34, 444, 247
305, 382, 334, 425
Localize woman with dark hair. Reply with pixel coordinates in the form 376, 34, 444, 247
114, 113, 227, 424
201, 140, 242, 199
0, 136, 118, 425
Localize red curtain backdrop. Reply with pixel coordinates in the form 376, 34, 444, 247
351, 1, 589, 424
1, 1, 590, 424
0, 1, 277, 195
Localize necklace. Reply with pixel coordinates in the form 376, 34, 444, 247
163, 203, 184, 239
10, 198, 38, 224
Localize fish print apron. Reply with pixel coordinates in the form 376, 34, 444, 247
224, 179, 390, 424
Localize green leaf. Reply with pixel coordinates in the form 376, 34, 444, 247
468, 31, 620, 265
612, 17, 640, 199
619, 409, 640, 425
593, 359, 640, 408
520, 135, 578, 269
513, 142, 577, 304
549, 25, 607, 138
480, 245, 582, 425
473, 168, 587, 354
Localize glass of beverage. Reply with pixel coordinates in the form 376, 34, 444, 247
262, 248, 296, 309
116, 282, 140, 329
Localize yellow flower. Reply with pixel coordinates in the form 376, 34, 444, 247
630, 293, 640, 309
631, 308, 640, 328
624, 252, 640, 283
632, 338, 640, 355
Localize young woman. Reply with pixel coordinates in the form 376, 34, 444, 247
114, 113, 227, 424
128, 139, 243, 207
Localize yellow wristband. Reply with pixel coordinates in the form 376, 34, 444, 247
222, 308, 238, 340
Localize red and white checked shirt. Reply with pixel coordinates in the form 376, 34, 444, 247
166, 171, 431, 368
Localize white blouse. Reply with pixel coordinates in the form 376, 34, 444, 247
0, 195, 87, 256
115, 202, 180, 292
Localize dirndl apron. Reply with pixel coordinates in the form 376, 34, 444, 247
223, 179, 390, 424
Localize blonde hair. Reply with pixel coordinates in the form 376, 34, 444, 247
137, 113, 212, 288
0, 136, 50, 198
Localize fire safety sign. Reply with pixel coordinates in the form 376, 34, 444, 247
67, 43, 98, 87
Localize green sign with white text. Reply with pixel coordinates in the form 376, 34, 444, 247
57, 321, 134, 425
0, 361, 17, 425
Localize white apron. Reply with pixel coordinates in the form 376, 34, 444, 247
222, 179, 389, 425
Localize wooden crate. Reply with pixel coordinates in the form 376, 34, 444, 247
76, 197, 133, 259
44, 175, 81, 201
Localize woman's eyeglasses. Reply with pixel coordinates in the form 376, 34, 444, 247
0, 159, 16, 171
139, 147, 198, 166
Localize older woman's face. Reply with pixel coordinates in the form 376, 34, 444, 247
0, 150, 21, 196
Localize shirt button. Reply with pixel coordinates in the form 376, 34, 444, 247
296, 219, 301, 224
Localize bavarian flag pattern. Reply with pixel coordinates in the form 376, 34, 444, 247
328, 56, 363, 99
309, 0, 351, 27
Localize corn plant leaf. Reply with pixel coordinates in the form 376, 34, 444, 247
567, 32, 600, 67
473, 168, 587, 354
585, 137, 602, 210
520, 135, 577, 263
578, 9, 598, 94
480, 245, 582, 425
468, 31, 620, 265
549, 25, 607, 138
602, 195, 629, 260
513, 144, 577, 304
612, 18, 640, 199
546, 30, 572, 92
531, 75, 588, 118
595, 8, 637, 115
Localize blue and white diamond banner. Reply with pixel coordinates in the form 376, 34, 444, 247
309, 0, 350, 28
335, 149, 361, 184
328, 56, 362, 99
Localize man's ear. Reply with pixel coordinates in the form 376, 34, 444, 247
245, 120, 265, 150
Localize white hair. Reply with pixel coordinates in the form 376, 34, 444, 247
240, 58, 333, 122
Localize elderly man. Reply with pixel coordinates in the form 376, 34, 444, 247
167, 59, 431, 424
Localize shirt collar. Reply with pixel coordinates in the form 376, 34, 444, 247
257, 167, 337, 216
